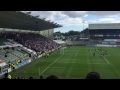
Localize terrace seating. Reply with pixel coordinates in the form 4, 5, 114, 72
0, 47, 30, 66
0, 32, 60, 53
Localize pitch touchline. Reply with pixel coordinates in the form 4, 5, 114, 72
40, 54, 63, 75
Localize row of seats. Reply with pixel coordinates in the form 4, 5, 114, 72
0, 47, 29, 65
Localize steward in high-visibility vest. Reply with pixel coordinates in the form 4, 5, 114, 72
18, 60, 21, 63
47, 53, 49, 57
8, 74, 12, 79
16, 60, 21, 64
44, 51, 48, 58
9, 62, 12, 67
12, 64, 17, 69
16, 61, 18, 65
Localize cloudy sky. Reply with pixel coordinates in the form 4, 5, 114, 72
22, 11, 120, 33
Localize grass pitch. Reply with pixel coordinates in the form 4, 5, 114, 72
10, 46, 120, 79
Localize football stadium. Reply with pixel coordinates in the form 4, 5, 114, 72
1, 11, 120, 79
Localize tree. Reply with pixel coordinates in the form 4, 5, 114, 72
67, 30, 80, 36
80, 28, 89, 37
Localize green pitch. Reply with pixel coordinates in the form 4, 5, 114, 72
10, 46, 120, 79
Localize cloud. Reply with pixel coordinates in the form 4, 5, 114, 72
84, 14, 88, 17
22, 11, 89, 27
62, 11, 88, 18
62, 11, 120, 18
21, 11, 120, 27
29, 11, 89, 21
55, 17, 88, 27
22, 11, 120, 19
99, 18, 116, 22
89, 17, 120, 24
22, 11, 88, 19
88, 11, 120, 16
22, 11, 66, 21
21, 11, 120, 32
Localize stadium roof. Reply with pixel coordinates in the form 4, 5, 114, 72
0, 11, 62, 31
89, 23, 120, 30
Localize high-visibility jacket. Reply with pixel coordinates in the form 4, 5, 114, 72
8, 74, 12, 79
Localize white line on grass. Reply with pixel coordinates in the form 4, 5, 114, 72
63, 62, 106, 64
40, 54, 63, 75
50, 66, 80, 70
96, 47, 110, 64
74, 50, 79, 57
88, 63, 106, 64
103, 57, 110, 64
65, 49, 79, 78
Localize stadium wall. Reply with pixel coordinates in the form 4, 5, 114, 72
86, 44, 120, 47
96, 44, 117, 47
39, 29, 54, 39
0, 70, 8, 76
17, 60, 31, 68
86, 44, 96, 47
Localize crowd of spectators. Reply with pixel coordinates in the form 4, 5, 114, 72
89, 29, 120, 40
0, 32, 60, 53
2, 72, 100, 79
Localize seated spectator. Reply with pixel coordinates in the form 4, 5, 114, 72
85, 72, 100, 79
16, 76, 21, 79
29, 76, 34, 79
46, 75, 59, 79
3, 73, 12, 79
2, 73, 9, 79
40, 75, 44, 79
0, 32, 60, 53
5, 54, 7, 57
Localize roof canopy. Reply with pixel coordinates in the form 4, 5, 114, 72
0, 11, 62, 31
89, 23, 120, 30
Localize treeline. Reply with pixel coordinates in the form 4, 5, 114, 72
55, 28, 89, 36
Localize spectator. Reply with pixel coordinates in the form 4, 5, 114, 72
46, 75, 59, 79
29, 76, 34, 79
85, 72, 100, 79
40, 75, 44, 79
2, 73, 12, 79
0, 32, 60, 53
2, 73, 9, 79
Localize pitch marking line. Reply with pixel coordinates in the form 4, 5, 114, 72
62, 62, 106, 64
74, 49, 79, 57
65, 49, 79, 78
40, 54, 63, 75
103, 57, 110, 64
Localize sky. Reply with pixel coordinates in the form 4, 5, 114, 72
22, 11, 120, 33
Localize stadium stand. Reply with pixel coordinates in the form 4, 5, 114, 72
0, 32, 60, 53
0, 11, 62, 78
0, 31, 60, 75
89, 23, 120, 40
88, 23, 120, 46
